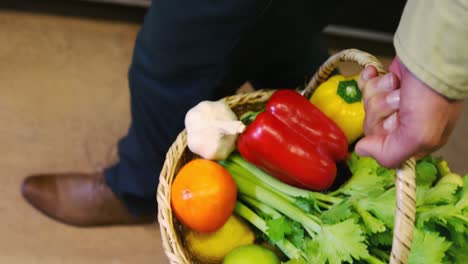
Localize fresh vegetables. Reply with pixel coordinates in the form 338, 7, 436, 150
309, 75, 365, 143
222, 154, 371, 263
219, 153, 467, 264
174, 86, 467, 264
184, 215, 255, 264
237, 90, 348, 191
438, 173, 464, 187
223, 244, 281, 264
171, 159, 237, 232
185, 100, 245, 160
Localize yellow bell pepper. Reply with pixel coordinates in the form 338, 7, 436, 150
309, 75, 365, 143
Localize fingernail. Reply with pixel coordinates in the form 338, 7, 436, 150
383, 113, 398, 131
386, 89, 400, 109
386, 73, 394, 88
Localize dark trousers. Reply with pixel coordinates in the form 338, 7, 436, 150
105, 0, 338, 215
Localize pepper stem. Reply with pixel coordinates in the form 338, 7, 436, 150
337, 79, 362, 104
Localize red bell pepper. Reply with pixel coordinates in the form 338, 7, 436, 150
237, 89, 348, 191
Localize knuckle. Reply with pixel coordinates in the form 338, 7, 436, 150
363, 116, 373, 135
361, 79, 375, 99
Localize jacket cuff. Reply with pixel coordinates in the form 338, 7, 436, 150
393, 0, 468, 100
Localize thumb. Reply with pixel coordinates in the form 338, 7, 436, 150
355, 130, 417, 168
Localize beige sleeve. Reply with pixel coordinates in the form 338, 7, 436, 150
394, 0, 468, 99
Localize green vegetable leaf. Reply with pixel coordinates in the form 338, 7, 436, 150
359, 187, 396, 228
294, 196, 320, 214
340, 153, 396, 197
436, 159, 451, 176
369, 247, 390, 262
416, 202, 467, 248
376, 166, 396, 188
321, 200, 353, 224
420, 155, 442, 166
304, 239, 326, 264
455, 176, 468, 210
353, 202, 386, 234
417, 204, 465, 229
346, 151, 362, 174
286, 220, 305, 249
446, 243, 468, 264
445, 217, 468, 246
416, 186, 430, 208
347, 152, 379, 174
369, 229, 393, 247
416, 161, 438, 187
408, 229, 451, 264
417, 183, 460, 206
267, 216, 293, 242
339, 167, 384, 196
312, 219, 369, 264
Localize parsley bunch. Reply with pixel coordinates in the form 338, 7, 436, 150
220, 152, 467, 264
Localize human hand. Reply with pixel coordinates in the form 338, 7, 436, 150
356, 57, 464, 168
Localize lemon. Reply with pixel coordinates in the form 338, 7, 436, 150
184, 214, 255, 264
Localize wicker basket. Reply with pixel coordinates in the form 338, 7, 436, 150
157, 49, 417, 264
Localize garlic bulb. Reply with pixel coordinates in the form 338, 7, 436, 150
185, 101, 246, 160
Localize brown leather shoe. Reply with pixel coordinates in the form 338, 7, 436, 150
21, 172, 155, 227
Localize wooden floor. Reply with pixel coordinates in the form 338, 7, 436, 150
0, 2, 466, 264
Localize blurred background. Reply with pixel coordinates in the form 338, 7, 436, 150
0, 0, 465, 263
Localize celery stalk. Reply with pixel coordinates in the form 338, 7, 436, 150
228, 153, 341, 205
230, 169, 322, 235
234, 202, 305, 261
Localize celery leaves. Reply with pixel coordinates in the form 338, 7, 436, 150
321, 201, 353, 224
222, 153, 467, 264
408, 229, 452, 264
267, 216, 293, 242
311, 219, 369, 264
416, 161, 438, 187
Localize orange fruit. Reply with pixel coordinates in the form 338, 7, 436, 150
171, 159, 237, 233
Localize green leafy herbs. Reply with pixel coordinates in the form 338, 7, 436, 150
455, 176, 468, 210
445, 243, 468, 264
358, 188, 396, 228
353, 202, 386, 234
287, 220, 306, 248
294, 196, 321, 214
226, 154, 370, 263
407, 229, 452, 264
312, 219, 369, 264
339, 153, 396, 196
416, 160, 438, 187
417, 182, 460, 207
320, 201, 353, 224
221, 152, 467, 264
436, 159, 451, 176
267, 216, 293, 242
369, 229, 393, 247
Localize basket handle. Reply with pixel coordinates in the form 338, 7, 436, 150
303, 49, 417, 264
302, 48, 386, 98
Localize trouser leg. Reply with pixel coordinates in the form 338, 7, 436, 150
104, 0, 272, 215
105, 0, 341, 216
